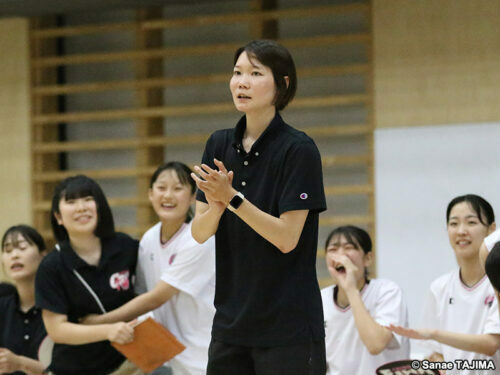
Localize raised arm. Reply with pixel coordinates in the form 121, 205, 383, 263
349, 293, 393, 355
192, 160, 308, 253
82, 281, 179, 325
225, 196, 308, 253
42, 310, 135, 345
191, 200, 225, 244
328, 255, 393, 355
0, 348, 46, 375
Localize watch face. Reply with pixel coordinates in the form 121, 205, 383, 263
230, 194, 244, 209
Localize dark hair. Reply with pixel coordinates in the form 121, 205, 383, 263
2, 224, 46, 253
324, 225, 372, 254
446, 194, 495, 226
51, 175, 115, 242
150, 161, 196, 222
485, 242, 500, 292
234, 39, 297, 111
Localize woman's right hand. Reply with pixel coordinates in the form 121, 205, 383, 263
107, 322, 135, 344
387, 324, 434, 340
0, 347, 21, 374
205, 194, 227, 213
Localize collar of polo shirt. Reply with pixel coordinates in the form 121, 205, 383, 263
231, 112, 285, 155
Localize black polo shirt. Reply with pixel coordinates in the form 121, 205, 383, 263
35, 232, 138, 375
0, 282, 16, 297
0, 292, 47, 375
196, 112, 326, 347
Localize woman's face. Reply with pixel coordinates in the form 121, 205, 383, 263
2, 233, 44, 281
230, 51, 277, 114
149, 169, 194, 225
325, 234, 371, 285
55, 194, 98, 238
447, 201, 493, 261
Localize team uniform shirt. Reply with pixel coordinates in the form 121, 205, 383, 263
135, 221, 215, 375
420, 269, 500, 375
485, 229, 500, 252
0, 292, 48, 375
35, 232, 138, 375
321, 279, 410, 375
196, 112, 327, 347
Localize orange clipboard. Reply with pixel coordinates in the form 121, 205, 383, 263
112, 317, 186, 372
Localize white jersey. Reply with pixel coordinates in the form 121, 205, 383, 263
321, 279, 410, 375
136, 221, 216, 375
485, 229, 500, 252
420, 269, 500, 375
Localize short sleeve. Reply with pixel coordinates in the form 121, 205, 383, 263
195, 133, 216, 204
35, 253, 70, 315
278, 140, 326, 215
419, 285, 443, 356
160, 236, 215, 297
483, 293, 500, 335
371, 281, 408, 348
485, 229, 500, 252
134, 243, 147, 295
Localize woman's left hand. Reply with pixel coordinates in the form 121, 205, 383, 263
0, 347, 21, 373
193, 159, 235, 205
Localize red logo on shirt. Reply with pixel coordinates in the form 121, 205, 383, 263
485, 295, 495, 307
109, 270, 130, 291
169, 254, 177, 265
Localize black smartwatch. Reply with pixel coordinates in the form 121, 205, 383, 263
228, 191, 245, 211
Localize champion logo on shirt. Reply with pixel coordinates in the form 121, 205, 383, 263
169, 254, 177, 265
300, 193, 308, 200
109, 270, 130, 291
485, 295, 495, 307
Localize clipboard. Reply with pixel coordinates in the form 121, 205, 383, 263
112, 317, 186, 372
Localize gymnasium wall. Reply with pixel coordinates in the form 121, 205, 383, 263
372, 0, 500, 336
1, 0, 499, 295
373, 0, 500, 127
0, 18, 30, 281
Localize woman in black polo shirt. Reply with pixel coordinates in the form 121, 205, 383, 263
192, 40, 327, 375
1, 225, 47, 375
35, 175, 142, 375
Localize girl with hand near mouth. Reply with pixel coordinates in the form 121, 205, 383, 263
389, 194, 500, 375
322, 225, 409, 375
82, 162, 215, 375
1, 225, 48, 375
35, 175, 142, 375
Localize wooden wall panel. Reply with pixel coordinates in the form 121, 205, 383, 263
0, 18, 31, 281
374, 0, 500, 128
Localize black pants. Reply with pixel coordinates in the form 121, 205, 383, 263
207, 338, 327, 375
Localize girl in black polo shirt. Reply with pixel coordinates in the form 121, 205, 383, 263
1, 225, 47, 375
35, 175, 142, 375
192, 40, 327, 375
